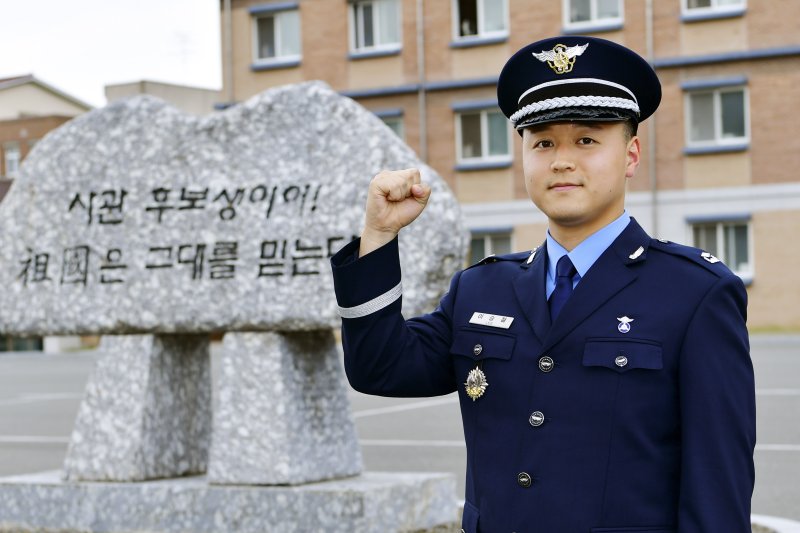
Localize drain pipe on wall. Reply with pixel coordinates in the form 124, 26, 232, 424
645, 0, 659, 236
224, 0, 235, 105
416, 0, 428, 162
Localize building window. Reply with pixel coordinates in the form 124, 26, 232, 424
564, 0, 623, 29
350, 0, 401, 53
684, 0, 745, 13
381, 116, 404, 139
373, 108, 405, 140
253, 9, 301, 64
456, 108, 511, 164
686, 87, 747, 147
3, 143, 20, 179
469, 231, 512, 264
453, 0, 508, 40
691, 220, 751, 278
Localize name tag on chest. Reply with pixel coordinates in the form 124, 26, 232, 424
469, 312, 514, 329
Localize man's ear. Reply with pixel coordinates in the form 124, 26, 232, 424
625, 136, 641, 178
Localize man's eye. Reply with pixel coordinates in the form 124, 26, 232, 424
577, 137, 596, 145
533, 140, 553, 149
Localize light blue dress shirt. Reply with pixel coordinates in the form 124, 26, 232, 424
545, 211, 631, 300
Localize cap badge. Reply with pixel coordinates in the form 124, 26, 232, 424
532, 43, 589, 74
617, 316, 634, 333
465, 367, 488, 401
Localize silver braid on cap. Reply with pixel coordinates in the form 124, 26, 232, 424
510, 95, 640, 125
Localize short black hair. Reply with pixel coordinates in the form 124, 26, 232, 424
623, 119, 638, 140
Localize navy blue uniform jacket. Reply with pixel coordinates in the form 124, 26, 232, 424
331, 219, 755, 532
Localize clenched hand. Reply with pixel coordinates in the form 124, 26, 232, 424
359, 168, 432, 257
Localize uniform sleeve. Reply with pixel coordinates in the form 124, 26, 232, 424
330, 236, 459, 397
677, 273, 755, 531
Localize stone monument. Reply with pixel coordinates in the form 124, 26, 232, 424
0, 81, 467, 532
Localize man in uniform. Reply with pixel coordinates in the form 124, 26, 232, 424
330, 36, 755, 532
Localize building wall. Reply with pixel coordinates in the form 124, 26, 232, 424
105, 81, 222, 115
748, 209, 800, 330
0, 84, 88, 120
222, 0, 800, 329
0, 115, 74, 182
360, 93, 422, 157
749, 57, 800, 185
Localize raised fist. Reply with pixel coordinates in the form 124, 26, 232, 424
359, 168, 432, 257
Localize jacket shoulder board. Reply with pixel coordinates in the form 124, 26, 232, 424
465, 250, 533, 271
649, 239, 733, 277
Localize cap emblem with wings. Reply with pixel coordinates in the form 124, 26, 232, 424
531, 43, 589, 74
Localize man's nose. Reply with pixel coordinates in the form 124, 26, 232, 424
550, 157, 576, 172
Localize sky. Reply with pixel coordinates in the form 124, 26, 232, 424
1, 0, 222, 108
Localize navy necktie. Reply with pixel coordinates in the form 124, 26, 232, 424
549, 255, 576, 321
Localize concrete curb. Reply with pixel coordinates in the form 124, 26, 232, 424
752, 515, 800, 533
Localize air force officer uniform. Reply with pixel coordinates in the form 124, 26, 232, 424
331, 36, 755, 532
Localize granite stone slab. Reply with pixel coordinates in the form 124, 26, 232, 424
0, 470, 458, 533
209, 331, 362, 485
0, 81, 467, 336
62, 334, 211, 481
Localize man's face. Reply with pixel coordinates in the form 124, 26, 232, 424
521, 121, 640, 238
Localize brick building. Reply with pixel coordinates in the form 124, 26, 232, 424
218, 0, 800, 329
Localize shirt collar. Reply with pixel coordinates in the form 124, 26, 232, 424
546, 211, 631, 281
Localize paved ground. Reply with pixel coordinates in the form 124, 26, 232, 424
0, 334, 797, 520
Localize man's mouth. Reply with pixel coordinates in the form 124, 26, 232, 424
549, 182, 581, 191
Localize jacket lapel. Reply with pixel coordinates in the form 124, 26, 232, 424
540, 219, 652, 353
512, 243, 550, 343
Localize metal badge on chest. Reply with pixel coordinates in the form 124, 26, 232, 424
617, 316, 633, 333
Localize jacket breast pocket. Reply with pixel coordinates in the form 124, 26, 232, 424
583, 338, 662, 374
451, 327, 515, 362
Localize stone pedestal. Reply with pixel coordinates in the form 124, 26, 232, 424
63, 334, 211, 481
0, 471, 458, 533
209, 331, 362, 484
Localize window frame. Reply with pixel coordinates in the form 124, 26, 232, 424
3, 142, 20, 179
684, 85, 749, 149
381, 116, 405, 140
451, 0, 509, 42
455, 107, 513, 166
688, 218, 753, 281
372, 108, 405, 139
348, 0, 402, 54
469, 230, 513, 265
682, 0, 746, 18
562, 0, 624, 32
251, 8, 302, 67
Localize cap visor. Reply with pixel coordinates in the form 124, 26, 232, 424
515, 107, 636, 130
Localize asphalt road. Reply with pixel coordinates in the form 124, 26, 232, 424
0, 334, 797, 520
